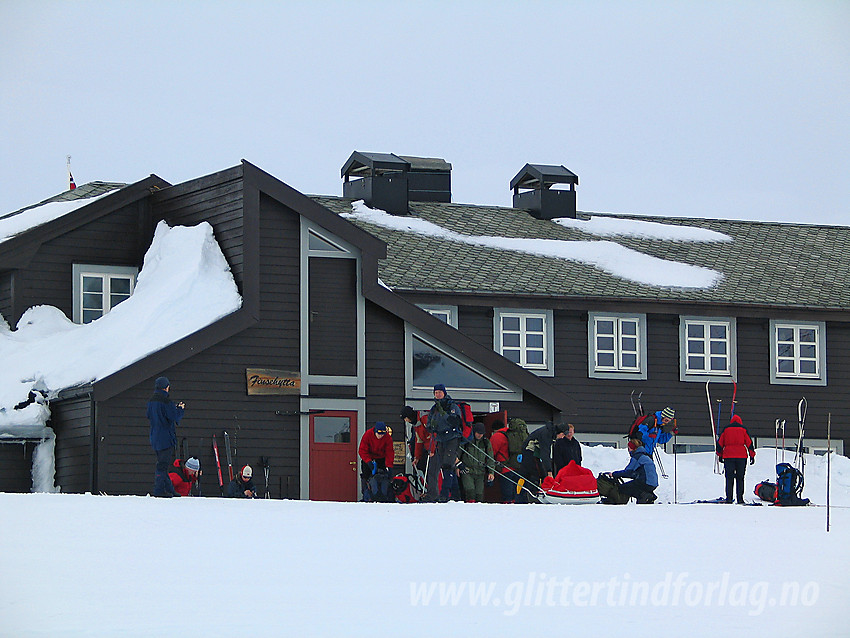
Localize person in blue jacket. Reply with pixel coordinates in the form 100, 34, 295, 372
427, 383, 464, 502
637, 406, 676, 456
609, 432, 658, 504
146, 376, 185, 497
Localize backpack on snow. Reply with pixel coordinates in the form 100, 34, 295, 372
754, 481, 777, 503
363, 469, 393, 503
775, 463, 809, 506
596, 473, 630, 505
390, 473, 423, 504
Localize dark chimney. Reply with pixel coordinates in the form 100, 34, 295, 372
341, 151, 452, 215
511, 164, 578, 219
342, 151, 410, 215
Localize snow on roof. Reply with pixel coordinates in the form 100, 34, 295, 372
0, 193, 111, 244
343, 201, 724, 289
0, 220, 243, 432
553, 215, 732, 242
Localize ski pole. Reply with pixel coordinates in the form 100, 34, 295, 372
826, 413, 831, 533
654, 447, 668, 479
673, 420, 678, 504
460, 442, 542, 498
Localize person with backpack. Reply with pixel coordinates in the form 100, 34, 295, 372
553, 423, 582, 474
491, 420, 517, 503
635, 406, 676, 456
359, 421, 395, 502
168, 457, 201, 497
458, 422, 495, 502
517, 422, 570, 503
603, 431, 658, 504
716, 414, 756, 504
427, 383, 465, 502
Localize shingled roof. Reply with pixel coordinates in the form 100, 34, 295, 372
312, 196, 850, 312
1, 181, 127, 220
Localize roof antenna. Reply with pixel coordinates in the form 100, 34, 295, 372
67, 155, 76, 191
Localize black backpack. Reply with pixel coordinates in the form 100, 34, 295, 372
754, 481, 777, 503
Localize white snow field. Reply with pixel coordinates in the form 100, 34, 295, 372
1, 447, 847, 638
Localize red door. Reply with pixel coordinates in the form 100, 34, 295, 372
309, 411, 358, 501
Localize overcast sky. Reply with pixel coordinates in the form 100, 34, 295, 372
1, 1, 848, 224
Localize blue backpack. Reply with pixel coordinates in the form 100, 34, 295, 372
775, 463, 809, 506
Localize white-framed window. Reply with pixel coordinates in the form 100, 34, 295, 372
72, 264, 138, 324
588, 312, 646, 379
418, 305, 457, 328
493, 308, 554, 376
769, 320, 826, 386
679, 317, 736, 382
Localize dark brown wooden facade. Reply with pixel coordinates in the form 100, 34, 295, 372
1, 162, 570, 496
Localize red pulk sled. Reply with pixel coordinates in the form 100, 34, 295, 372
538, 461, 600, 504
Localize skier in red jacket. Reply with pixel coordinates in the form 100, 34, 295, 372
717, 414, 756, 504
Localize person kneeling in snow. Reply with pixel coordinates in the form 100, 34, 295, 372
227, 464, 257, 498
169, 457, 201, 496
603, 432, 658, 504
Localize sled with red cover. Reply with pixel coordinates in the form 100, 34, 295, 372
538, 461, 600, 504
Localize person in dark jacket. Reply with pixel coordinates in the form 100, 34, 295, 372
427, 383, 465, 502
517, 422, 570, 503
553, 423, 582, 474
227, 464, 257, 498
608, 432, 658, 504
458, 422, 495, 502
717, 414, 756, 504
169, 457, 201, 497
146, 376, 185, 497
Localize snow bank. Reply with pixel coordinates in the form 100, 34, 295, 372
0, 483, 846, 638
0, 220, 242, 413
343, 201, 723, 288
0, 221, 242, 492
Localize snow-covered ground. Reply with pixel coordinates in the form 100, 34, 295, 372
2, 447, 847, 638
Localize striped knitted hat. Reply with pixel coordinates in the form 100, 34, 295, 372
661, 407, 675, 420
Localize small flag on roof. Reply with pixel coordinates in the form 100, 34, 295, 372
67, 155, 76, 190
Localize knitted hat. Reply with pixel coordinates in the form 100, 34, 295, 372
473, 422, 486, 435
629, 431, 643, 443
374, 421, 388, 433
433, 383, 447, 394
154, 376, 170, 390
730, 414, 743, 426
400, 406, 417, 422
241, 465, 253, 479
185, 457, 200, 472
661, 407, 675, 420
554, 422, 570, 435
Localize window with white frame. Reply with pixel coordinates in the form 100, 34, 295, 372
72, 264, 138, 324
588, 312, 646, 379
418, 305, 457, 328
680, 317, 736, 381
494, 309, 553, 375
770, 320, 826, 385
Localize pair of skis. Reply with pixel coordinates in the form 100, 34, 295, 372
212, 431, 235, 496
705, 381, 736, 475
773, 397, 807, 473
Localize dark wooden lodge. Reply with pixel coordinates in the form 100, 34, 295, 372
0, 153, 847, 497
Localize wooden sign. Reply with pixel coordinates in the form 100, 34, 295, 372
246, 368, 301, 395
393, 441, 407, 468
